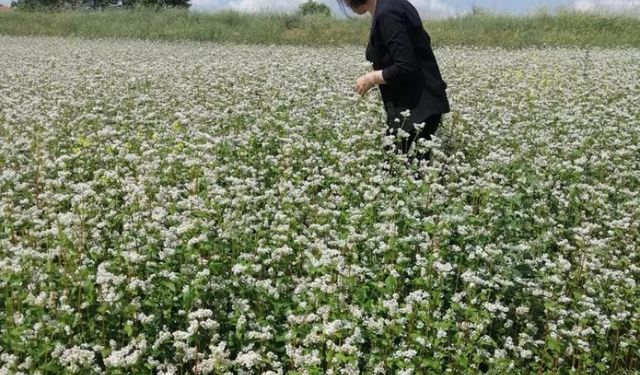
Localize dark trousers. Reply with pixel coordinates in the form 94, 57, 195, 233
385, 113, 442, 162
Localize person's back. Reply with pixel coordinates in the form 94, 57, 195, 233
369, 0, 449, 128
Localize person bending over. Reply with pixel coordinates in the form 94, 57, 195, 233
341, 0, 450, 161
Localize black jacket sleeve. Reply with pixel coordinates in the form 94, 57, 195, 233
378, 10, 421, 85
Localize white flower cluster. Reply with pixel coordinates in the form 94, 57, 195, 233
57, 345, 96, 373
0, 35, 638, 374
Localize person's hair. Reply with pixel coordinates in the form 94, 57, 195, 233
336, 0, 368, 15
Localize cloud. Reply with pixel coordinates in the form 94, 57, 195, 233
190, 0, 228, 10
226, 0, 305, 12
197, 0, 458, 17
573, 0, 640, 11
410, 0, 458, 17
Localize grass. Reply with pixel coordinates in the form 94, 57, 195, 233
0, 8, 639, 48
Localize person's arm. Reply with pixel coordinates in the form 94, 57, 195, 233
355, 11, 419, 96
378, 10, 420, 85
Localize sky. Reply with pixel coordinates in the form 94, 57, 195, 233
188, 0, 640, 16
2, 0, 640, 15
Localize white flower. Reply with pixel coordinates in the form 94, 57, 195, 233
234, 351, 262, 369
59, 346, 96, 373
397, 129, 411, 139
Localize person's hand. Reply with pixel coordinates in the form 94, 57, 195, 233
355, 72, 375, 96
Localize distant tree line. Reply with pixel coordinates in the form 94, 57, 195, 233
297, 0, 331, 17
9, 0, 330, 14
11, 0, 189, 10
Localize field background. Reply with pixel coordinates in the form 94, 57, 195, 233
0, 8, 639, 48
1, 6, 640, 375
1, 33, 639, 374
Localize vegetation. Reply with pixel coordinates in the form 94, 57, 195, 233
297, 0, 331, 17
0, 8, 639, 48
10, 0, 188, 12
1, 35, 639, 374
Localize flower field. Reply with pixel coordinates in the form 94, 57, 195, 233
0, 36, 639, 374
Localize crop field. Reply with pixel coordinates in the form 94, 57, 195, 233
0, 35, 639, 374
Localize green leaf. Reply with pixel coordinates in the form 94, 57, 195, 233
163, 280, 176, 293
384, 275, 397, 294
275, 333, 288, 343
124, 322, 133, 337
420, 358, 440, 370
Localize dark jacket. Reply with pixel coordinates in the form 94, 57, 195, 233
365, 0, 450, 130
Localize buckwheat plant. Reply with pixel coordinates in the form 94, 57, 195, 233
0, 36, 638, 374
